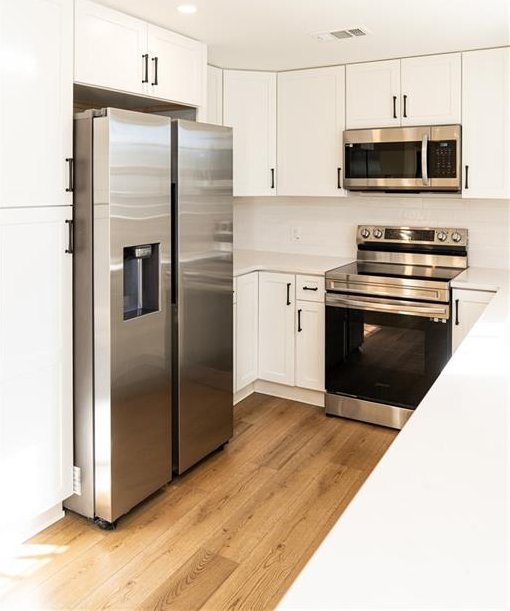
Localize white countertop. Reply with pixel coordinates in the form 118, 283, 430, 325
234, 249, 352, 277
279, 266, 510, 610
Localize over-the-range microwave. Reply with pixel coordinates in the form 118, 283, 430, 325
343, 124, 461, 193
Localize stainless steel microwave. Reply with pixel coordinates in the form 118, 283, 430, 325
343, 125, 461, 192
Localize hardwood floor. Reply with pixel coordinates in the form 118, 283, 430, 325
0, 394, 397, 610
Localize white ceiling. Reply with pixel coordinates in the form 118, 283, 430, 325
99, 0, 510, 71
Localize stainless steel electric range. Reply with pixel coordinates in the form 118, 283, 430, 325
325, 225, 468, 429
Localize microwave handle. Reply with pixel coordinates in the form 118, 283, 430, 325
421, 134, 429, 186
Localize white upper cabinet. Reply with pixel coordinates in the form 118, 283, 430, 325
0, 0, 73, 207
75, 0, 206, 108
147, 25, 206, 107
206, 65, 223, 126
223, 70, 277, 196
346, 60, 400, 129
277, 66, 346, 196
346, 54, 460, 129
0, 207, 73, 525
400, 53, 461, 125
75, 0, 147, 95
258, 272, 295, 386
462, 48, 510, 199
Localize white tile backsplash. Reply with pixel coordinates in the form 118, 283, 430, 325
234, 195, 510, 269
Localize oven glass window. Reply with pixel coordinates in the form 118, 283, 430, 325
345, 141, 423, 179
326, 306, 451, 409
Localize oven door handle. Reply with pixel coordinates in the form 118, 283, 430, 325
326, 294, 449, 319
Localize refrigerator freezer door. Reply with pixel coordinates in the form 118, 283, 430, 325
173, 120, 233, 473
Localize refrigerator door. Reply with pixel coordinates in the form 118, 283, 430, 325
172, 120, 233, 474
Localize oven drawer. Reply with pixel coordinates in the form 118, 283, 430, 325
296, 275, 325, 302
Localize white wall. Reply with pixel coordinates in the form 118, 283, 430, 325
234, 196, 510, 269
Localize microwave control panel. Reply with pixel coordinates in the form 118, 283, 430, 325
429, 140, 457, 178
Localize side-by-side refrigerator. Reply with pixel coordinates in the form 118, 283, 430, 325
171, 120, 234, 474
65, 110, 233, 526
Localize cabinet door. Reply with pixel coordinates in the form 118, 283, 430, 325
75, 0, 147, 95
295, 301, 325, 391
452, 289, 494, 352
462, 48, 510, 199
0, 207, 73, 526
346, 60, 400, 129
401, 53, 461, 125
207, 65, 223, 126
235, 273, 259, 391
223, 71, 277, 196
278, 67, 345, 196
147, 25, 206, 107
0, 0, 73, 207
258, 272, 295, 385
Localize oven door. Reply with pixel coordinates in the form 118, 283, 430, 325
325, 293, 451, 410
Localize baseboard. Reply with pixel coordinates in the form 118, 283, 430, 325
235, 379, 325, 408
0, 503, 65, 548
234, 382, 256, 405
255, 380, 325, 407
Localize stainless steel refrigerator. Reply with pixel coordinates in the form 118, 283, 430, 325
171, 120, 234, 474
65, 108, 172, 527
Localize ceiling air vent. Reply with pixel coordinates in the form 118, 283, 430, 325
311, 27, 370, 42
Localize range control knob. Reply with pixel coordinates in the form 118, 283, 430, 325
451, 231, 462, 243
437, 231, 448, 242
360, 228, 371, 239
373, 228, 383, 239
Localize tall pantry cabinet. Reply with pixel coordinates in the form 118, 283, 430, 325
0, 0, 73, 537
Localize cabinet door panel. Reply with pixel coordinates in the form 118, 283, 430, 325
295, 301, 325, 391
401, 53, 461, 125
0, 0, 72, 207
258, 272, 295, 385
0, 207, 73, 527
235, 273, 258, 391
346, 60, 400, 129
207, 65, 223, 126
462, 48, 510, 199
223, 71, 277, 196
278, 67, 345, 196
148, 25, 206, 106
75, 0, 147, 95
452, 289, 494, 352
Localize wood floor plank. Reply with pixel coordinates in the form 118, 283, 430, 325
0, 393, 397, 611
139, 548, 238, 611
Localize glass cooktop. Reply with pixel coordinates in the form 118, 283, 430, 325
326, 261, 465, 283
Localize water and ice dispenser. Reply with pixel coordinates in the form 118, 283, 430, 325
123, 244, 160, 320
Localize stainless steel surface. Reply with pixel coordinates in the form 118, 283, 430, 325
65, 108, 172, 524
325, 394, 412, 430
421, 133, 429, 186
356, 250, 468, 269
172, 120, 233, 475
325, 278, 450, 302
355, 225, 468, 247
344, 125, 430, 144
343, 124, 461, 192
325, 293, 450, 319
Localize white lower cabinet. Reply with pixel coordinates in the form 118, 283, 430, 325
452, 288, 495, 352
0, 207, 73, 529
234, 273, 259, 391
258, 272, 296, 386
295, 300, 325, 391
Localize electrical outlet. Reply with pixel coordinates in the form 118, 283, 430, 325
291, 225, 302, 242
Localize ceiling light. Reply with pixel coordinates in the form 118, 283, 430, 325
177, 4, 197, 14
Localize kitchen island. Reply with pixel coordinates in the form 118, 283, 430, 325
278, 266, 509, 609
